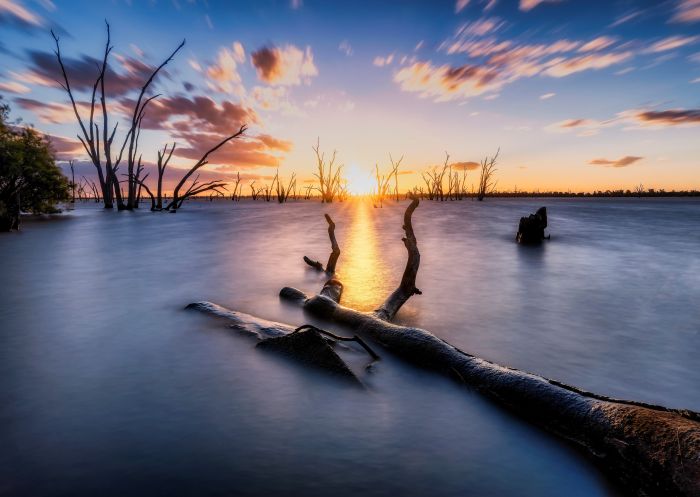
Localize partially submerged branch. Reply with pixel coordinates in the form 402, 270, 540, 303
303, 214, 340, 274
374, 196, 421, 321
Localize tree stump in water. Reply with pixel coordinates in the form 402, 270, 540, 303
516, 206, 549, 244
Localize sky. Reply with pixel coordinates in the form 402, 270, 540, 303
0, 0, 699, 194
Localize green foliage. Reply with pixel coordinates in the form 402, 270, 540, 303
0, 101, 70, 231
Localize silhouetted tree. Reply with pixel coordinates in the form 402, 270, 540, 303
477, 148, 499, 201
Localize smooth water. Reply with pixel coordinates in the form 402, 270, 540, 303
1, 198, 698, 497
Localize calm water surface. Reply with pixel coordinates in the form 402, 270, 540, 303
1, 198, 698, 497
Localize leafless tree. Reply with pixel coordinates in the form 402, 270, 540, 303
312, 138, 343, 203
164, 125, 246, 211
154, 142, 175, 209
52, 22, 184, 210
229, 172, 243, 201
274, 169, 296, 203
477, 148, 499, 201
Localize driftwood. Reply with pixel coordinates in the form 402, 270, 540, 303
517, 206, 550, 244
189, 198, 699, 497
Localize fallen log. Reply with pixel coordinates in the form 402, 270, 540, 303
190, 198, 699, 497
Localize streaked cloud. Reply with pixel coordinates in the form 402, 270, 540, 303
589, 156, 643, 168
519, 0, 561, 12
373, 53, 394, 67
455, 0, 469, 13
0, 80, 30, 93
251, 44, 318, 86
671, 0, 700, 23
578, 36, 617, 53
543, 51, 633, 77
394, 61, 502, 102
539, 92, 555, 100
0, 0, 43, 26
632, 108, 700, 126
647, 35, 699, 53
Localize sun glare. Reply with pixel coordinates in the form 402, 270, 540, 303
345, 163, 374, 195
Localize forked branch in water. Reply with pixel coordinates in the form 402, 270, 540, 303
303, 214, 340, 274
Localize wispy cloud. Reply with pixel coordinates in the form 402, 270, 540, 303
338, 40, 353, 56
539, 92, 555, 100
373, 53, 394, 67
0, 80, 30, 93
647, 35, 699, 53
578, 36, 617, 53
394, 61, 502, 102
589, 156, 643, 168
519, 0, 562, 12
455, 0, 469, 13
0, 0, 43, 26
671, 0, 700, 23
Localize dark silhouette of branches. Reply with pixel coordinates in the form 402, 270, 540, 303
477, 148, 499, 201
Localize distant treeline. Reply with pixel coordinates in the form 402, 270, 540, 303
483, 189, 700, 198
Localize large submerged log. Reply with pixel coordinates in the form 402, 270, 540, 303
190, 199, 699, 497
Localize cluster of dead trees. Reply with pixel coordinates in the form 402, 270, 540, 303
310, 139, 349, 203
414, 149, 499, 201
53, 22, 248, 213
246, 170, 298, 203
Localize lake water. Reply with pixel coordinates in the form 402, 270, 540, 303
1, 198, 698, 497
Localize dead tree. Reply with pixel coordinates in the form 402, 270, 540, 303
230, 172, 242, 201
249, 181, 261, 201
68, 160, 76, 203
274, 170, 296, 203
422, 153, 449, 201
390, 154, 402, 202
188, 198, 699, 497
165, 125, 246, 211
155, 143, 175, 209
52, 22, 185, 210
477, 148, 499, 201
303, 214, 340, 274
312, 138, 343, 203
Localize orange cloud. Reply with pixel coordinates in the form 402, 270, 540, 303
251, 44, 318, 86
394, 61, 502, 102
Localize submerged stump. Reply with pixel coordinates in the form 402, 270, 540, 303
516, 206, 549, 244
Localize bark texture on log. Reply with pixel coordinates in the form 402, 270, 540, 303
206, 292, 700, 497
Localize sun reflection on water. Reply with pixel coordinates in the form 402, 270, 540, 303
337, 199, 389, 312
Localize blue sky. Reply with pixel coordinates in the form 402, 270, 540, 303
1, 0, 699, 192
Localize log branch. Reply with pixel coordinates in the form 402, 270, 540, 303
303, 213, 340, 273
374, 196, 421, 321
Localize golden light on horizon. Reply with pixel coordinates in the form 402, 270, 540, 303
345, 163, 375, 195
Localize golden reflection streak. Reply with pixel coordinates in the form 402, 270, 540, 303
338, 198, 388, 311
